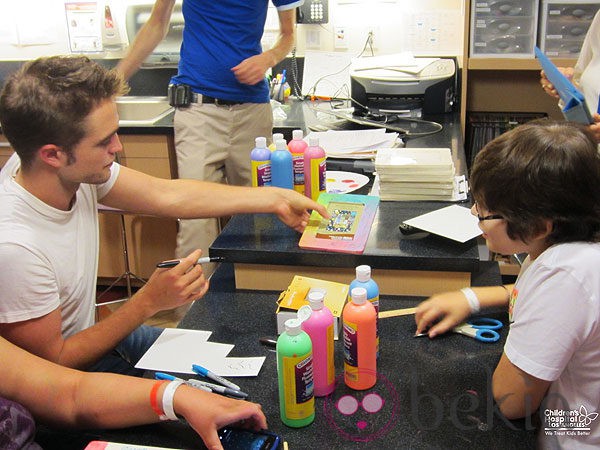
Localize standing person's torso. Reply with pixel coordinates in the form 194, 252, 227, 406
172, 0, 273, 103
575, 11, 600, 115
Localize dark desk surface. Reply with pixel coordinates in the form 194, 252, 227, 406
40, 262, 535, 449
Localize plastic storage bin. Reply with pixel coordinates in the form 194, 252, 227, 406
539, 0, 600, 57
470, 0, 540, 57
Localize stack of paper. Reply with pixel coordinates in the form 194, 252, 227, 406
374, 147, 458, 201
305, 128, 400, 159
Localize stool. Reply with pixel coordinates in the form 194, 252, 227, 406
96, 204, 146, 320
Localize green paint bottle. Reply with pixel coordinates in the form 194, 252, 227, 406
277, 318, 315, 427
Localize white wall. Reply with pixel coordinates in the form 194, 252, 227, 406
0, 0, 465, 61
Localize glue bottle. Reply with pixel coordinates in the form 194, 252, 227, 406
271, 139, 293, 189
349, 265, 380, 359
250, 136, 271, 187
277, 318, 315, 427
343, 287, 377, 390
300, 290, 335, 397
269, 133, 287, 151
304, 137, 326, 201
288, 129, 308, 195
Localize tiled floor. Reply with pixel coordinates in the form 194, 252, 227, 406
96, 285, 181, 328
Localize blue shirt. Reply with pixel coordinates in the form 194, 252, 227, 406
171, 0, 302, 103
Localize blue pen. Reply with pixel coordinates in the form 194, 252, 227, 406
155, 372, 212, 393
192, 364, 241, 391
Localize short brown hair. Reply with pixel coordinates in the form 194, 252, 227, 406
0, 55, 128, 169
470, 119, 600, 245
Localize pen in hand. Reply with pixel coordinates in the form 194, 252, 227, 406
155, 372, 248, 399
192, 363, 241, 391
156, 256, 225, 268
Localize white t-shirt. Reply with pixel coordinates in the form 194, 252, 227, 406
0, 153, 119, 338
575, 10, 600, 116
505, 242, 600, 449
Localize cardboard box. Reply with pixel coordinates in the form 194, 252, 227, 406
276, 275, 350, 339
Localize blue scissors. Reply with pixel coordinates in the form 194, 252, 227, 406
453, 317, 503, 343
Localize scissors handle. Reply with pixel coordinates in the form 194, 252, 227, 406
475, 328, 500, 343
468, 317, 503, 330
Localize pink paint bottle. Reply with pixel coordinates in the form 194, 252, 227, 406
303, 137, 326, 201
300, 290, 335, 397
288, 129, 308, 195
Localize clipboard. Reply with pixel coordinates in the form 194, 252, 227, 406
534, 47, 593, 124
299, 193, 379, 254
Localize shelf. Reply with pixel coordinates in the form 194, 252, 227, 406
468, 57, 577, 71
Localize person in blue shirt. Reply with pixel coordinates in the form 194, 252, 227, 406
117, 0, 302, 276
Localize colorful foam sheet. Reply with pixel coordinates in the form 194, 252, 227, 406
299, 193, 379, 254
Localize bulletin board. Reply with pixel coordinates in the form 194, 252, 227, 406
299, 193, 379, 254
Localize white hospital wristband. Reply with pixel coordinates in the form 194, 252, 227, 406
162, 380, 184, 421
461, 287, 481, 314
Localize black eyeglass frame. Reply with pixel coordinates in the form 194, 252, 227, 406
474, 202, 504, 222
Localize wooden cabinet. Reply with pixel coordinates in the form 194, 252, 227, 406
97, 133, 178, 282
460, 1, 578, 134
0, 134, 14, 167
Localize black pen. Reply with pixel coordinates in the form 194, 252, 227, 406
156, 256, 225, 268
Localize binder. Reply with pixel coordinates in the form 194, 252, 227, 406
534, 47, 593, 125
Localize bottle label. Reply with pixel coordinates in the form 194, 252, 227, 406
283, 353, 314, 419
343, 319, 359, 381
251, 160, 271, 187
309, 156, 326, 200
292, 154, 305, 194
370, 295, 380, 357
326, 323, 335, 384
318, 158, 327, 194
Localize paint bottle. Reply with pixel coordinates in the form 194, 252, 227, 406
300, 290, 335, 397
343, 287, 377, 390
250, 136, 271, 187
304, 137, 326, 201
269, 133, 287, 151
271, 139, 293, 189
349, 265, 380, 359
277, 318, 315, 427
288, 129, 308, 195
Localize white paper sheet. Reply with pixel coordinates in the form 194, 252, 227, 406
134, 328, 265, 376
403, 204, 481, 243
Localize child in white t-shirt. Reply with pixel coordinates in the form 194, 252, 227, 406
415, 120, 600, 449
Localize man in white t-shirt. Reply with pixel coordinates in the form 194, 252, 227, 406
415, 120, 600, 449
0, 55, 326, 375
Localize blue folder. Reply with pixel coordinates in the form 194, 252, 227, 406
534, 47, 593, 124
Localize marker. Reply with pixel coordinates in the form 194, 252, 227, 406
156, 372, 248, 399
259, 337, 277, 348
192, 364, 241, 391
155, 372, 212, 392
156, 256, 224, 268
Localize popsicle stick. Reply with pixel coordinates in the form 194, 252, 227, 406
378, 307, 417, 319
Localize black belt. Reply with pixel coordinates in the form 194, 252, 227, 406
192, 93, 243, 106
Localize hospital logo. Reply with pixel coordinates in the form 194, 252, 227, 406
543, 405, 599, 437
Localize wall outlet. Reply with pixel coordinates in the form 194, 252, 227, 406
334, 26, 348, 49
306, 28, 321, 49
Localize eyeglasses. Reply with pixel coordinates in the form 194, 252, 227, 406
474, 202, 504, 222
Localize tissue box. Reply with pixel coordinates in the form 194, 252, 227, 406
276, 275, 350, 339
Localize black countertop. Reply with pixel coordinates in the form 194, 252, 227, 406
39, 262, 536, 449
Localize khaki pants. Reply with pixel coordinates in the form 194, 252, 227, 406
173, 101, 273, 276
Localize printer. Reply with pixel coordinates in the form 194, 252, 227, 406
350, 54, 456, 116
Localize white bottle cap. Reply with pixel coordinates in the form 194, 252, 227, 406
308, 137, 319, 147
284, 318, 303, 335
275, 139, 288, 151
355, 265, 371, 282
307, 290, 325, 310
351, 287, 367, 305
272, 133, 284, 143
255, 136, 267, 148
292, 129, 304, 140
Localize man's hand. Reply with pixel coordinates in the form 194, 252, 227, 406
540, 67, 574, 99
269, 188, 330, 233
232, 53, 272, 86
132, 249, 209, 317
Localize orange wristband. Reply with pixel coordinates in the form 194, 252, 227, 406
150, 380, 168, 421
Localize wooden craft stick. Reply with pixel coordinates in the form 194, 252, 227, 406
378, 307, 417, 319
